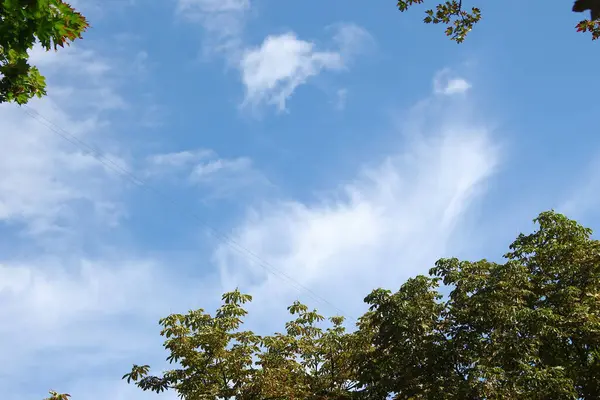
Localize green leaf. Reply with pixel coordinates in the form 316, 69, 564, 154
0, 0, 89, 104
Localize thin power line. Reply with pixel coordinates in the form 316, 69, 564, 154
21, 105, 356, 321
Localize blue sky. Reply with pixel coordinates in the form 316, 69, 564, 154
1, 0, 599, 398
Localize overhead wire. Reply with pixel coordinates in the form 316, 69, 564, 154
21, 104, 357, 321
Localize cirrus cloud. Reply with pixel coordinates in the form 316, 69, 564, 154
215, 73, 500, 327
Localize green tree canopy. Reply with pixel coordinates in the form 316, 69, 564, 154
356, 211, 600, 399
396, 0, 600, 42
123, 290, 360, 399
0, 0, 88, 104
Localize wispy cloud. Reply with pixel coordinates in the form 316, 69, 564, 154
29, 44, 127, 111
0, 46, 130, 237
192, 156, 252, 180
215, 72, 499, 326
176, 0, 250, 57
0, 105, 120, 235
333, 88, 348, 110
433, 68, 472, 95
0, 255, 215, 399
145, 148, 269, 199
330, 22, 375, 59
146, 149, 215, 170
0, 39, 176, 399
559, 155, 600, 220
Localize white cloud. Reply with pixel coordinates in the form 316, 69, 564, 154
146, 149, 215, 170
174, 1, 371, 112
333, 88, 348, 110
146, 148, 250, 178
240, 33, 344, 111
433, 68, 472, 95
331, 22, 375, 59
176, 0, 249, 56
145, 149, 268, 199
0, 106, 111, 235
1, 23, 192, 400
0, 40, 180, 398
215, 78, 499, 327
0, 259, 157, 332
178, 0, 249, 13
192, 156, 252, 180
0, 255, 219, 398
559, 155, 600, 220
29, 45, 127, 111
0, 46, 128, 236
443, 79, 471, 95
68, 0, 136, 17
30, 45, 111, 77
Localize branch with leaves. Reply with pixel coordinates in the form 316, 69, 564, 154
122, 290, 360, 399
0, 0, 89, 104
397, 0, 600, 42
574, 0, 600, 39
44, 391, 70, 400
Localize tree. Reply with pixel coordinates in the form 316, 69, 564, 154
396, 1, 600, 42
0, 0, 88, 105
355, 210, 600, 399
122, 289, 360, 399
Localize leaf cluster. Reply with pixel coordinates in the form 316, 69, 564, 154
357, 211, 600, 399
0, 0, 88, 104
576, 19, 600, 40
44, 390, 70, 400
396, 0, 599, 42
122, 290, 360, 399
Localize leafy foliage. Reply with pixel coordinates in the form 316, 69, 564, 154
356, 211, 600, 399
44, 391, 70, 400
396, 0, 600, 42
573, 0, 600, 39
575, 19, 600, 40
123, 289, 359, 399
0, 0, 88, 104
